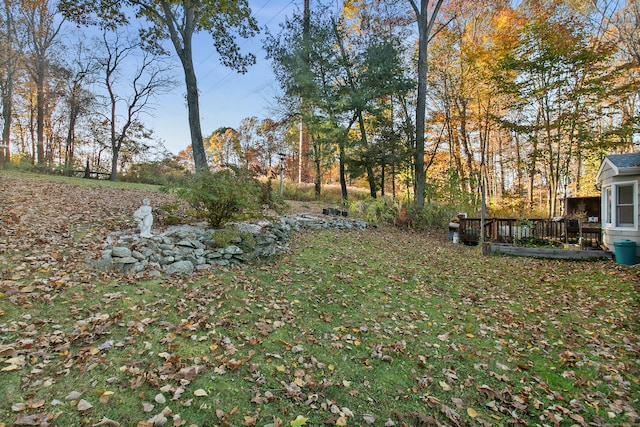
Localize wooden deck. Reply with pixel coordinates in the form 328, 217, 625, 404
458, 217, 602, 247
489, 244, 611, 260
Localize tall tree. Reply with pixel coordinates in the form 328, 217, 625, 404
96, 30, 173, 180
23, 0, 63, 165
265, 6, 344, 198
237, 116, 259, 169
256, 118, 288, 172
60, 37, 96, 170
408, 0, 445, 208
59, 0, 259, 172
495, 1, 619, 216
0, 0, 24, 165
206, 127, 240, 169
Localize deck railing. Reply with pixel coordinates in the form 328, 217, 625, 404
458, 218, 601, 246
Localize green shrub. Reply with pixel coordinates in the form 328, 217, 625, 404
207, 225, 256, 251
405, 202, 454, 230
348, 196, 398, 224
121, 159, 188, 185
348, 197, 456, 230
156, 201, 189, 226
168, 168, 264, 228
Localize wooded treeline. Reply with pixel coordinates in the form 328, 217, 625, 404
1, 0, 638, 216
266, 0, 638, 216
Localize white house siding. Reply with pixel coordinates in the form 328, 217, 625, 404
597, 154, 640, 262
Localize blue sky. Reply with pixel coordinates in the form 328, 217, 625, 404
145, 0, 299, 155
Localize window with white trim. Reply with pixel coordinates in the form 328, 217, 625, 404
603, 182, 637, 228
617, 184, 635, 226
603, 186, 612, 225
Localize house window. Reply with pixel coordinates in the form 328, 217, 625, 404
617, 184, 635, 227
603, 182, 637, 228
603, 187, 612, 225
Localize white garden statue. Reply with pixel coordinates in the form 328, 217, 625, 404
134, 198, 153, 238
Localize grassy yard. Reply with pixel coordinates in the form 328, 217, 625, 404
0, 171, 638, 426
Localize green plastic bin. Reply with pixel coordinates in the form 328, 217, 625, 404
613, 239, 637, 265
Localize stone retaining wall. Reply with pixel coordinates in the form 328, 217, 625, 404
91, 214, 368, 276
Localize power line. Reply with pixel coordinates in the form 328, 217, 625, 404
195, 0, 277, 69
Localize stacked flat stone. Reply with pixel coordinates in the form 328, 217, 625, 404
92, 214, 368, 275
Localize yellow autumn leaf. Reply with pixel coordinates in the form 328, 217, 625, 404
99, 391, 114, 404
276, 365, 286, 372
439, 380, 451, 391
290, 415, 308, 427
194, 389, 208, 397
467, 407, 478, 418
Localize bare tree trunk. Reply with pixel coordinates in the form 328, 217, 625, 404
312, 136, 321, 199
1, 0, 16, 166
181, 51, 208, 171
356, 111, 377, 197
414, 22, 427, 208
339, 140, 348, 200
36, 59, 46, 165
409, 0, 444, 208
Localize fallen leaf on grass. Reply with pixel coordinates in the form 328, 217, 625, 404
437, 333, 450, 342
194, 389, 208, 397
147, 413, 167, 426
92, 417, 121, 427
65, 391, 83, 401
0, 344, 16, 357
441, 405, 462, 426
362, 414, 376, 424
467, 407, 478, 418
410, 411, 437, 425
2, 355, 26, 371
12, 402, 26, 412
243, 416, 257, 426
77, 399, 93, 411
99, 391, 114, 404
290, 416, 308, 427
14, 414, 49, 426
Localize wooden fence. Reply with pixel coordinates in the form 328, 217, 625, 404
458, 218, 601, 247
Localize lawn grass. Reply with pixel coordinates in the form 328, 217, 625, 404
0, 172, 638, 426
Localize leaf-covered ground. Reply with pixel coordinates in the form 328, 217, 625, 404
0, 171, 638, 427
